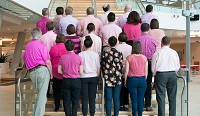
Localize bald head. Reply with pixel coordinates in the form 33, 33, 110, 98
124, 4, 132, 12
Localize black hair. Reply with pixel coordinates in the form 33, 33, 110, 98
102, 4, 110, 12
141, 23, 149, 32
146, 5, 153, 12
118, 32, 128, 42
87, 23, 95, 33
161, 36, 171, 45
132, 41, 142, 54
107, 12, 115, 22
46, 21, 55, 31
56, 7, 64, 15
108, 36, 117, 47
65, 40, 75, 51
84, 36, 93, 48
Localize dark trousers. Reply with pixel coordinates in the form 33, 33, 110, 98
105, 84, 122, 116
53, 77, 62, 110
120, 78, 129, 106
127, 77, 147, 116
81, 77, 98, 116
62, 78, 81, 116
155, 72, 177, 116
144, 61, 153, 107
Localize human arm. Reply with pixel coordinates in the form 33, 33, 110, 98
58, 65, 63, 74
124, 60, 129, 87
46, 60, 53, 79
151, 52, 158, 77
145, 61, 148, 79
79, 65, 83, 75
76, 22, 83, 37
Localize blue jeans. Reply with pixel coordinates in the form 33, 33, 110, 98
127, 76, 147, 116
105, 84, 122, 116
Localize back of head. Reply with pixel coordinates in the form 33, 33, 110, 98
107, 12, 115, 22
65, 6, 73, 15
67, 24, 75, 35
126, 11, 141, 25
141, 23, 149, 32
87, 23, 95, 33
124, 4, 132, 12
84, 36, 93, 48
46, 21, 55, 31
65, 40, 75, 51
108, 36, 117, 47
118, 32, 128, 42
146, 5, 153, 13
42, 8, 49, 16
150, 19, 159, 29
102, 4, 110, 12
56, 7, 64, 15
132, 41, 142, 54
87, 7, 94, 15
161, 36, 171, 46
56, 34, 66, 43
30, 28, 42, 40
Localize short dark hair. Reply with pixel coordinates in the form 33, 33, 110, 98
108, 36, 117, 47
56, 7, 64, 15
84, 36, 93, 48
56, 34, 66, 43
42, 8, 49, 16
66, 24, 75, 35
132, 41, 142, 54
102, 4, 110, 12
118, 32, 128, 42
65, 6, 73, 15
141, 23, 149, 32
87, 23, 95, 33
65, 40, 74, 51
87, 7, 94, 15
46, 21, 55, 31
107, 12, 115, 22
146, 5, 153, 12
150, 19, 159, 29
126, 11, 141, 25
161, 36, 171, 45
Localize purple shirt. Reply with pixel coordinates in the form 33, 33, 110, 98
66, 36, 81, 54
50, 43, 67, 79
116, 12, 130, 29
23, 39, 50, 69
141, 13, 158, 25
59, 52, 83, 78
134, 33, 156, 60
36, 16, 50, 35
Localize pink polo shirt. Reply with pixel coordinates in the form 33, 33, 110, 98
127, 54, 147, 77
59, 52, 83, 78
36, 16, 50, 35
40, 31, 57, 52
124, 23, 142, 41
77, 15, 103, 36
23, 39, 50, 70
50, 43, 67, 79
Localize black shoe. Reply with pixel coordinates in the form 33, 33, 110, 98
124, 107, 128, 111
120, 107, 125, 111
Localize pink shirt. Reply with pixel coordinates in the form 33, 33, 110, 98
59, 52, 83, 78
99, 22, 122, 46
23, 40, 50, 69
124, 23, 142, 41
148, 29, 165, 50
78, 15, 103, 36
40, 31, 57, 52
127, 54, 147, 76
36, 16, 50, 35
50, 43, 67, 79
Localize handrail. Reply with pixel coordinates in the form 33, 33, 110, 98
133, 0, 146, 15
48, 0, 56, 17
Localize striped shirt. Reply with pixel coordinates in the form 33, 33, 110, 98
66, 36, 81, 54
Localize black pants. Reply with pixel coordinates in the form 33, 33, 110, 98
62, 78, 81, 116
53, 77, 62, 110
120, 78, 129, 106
144, 61, 153, 107
155, 72, 177, 116
81, 77, 98, 116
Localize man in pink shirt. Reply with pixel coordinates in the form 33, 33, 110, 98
23, 28, 52, 116
116, 4, 132, 29
40, 21, 57, 52
99, 12, 122, 50
77, 7, 103, 37
36, 8, 50, 35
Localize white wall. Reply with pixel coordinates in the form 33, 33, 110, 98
12, 0, 51, 14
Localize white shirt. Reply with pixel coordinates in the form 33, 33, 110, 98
81, 32, 102, 55
79, 51, 100, 78
151, 46, 180, 75
98, 11, 110, 26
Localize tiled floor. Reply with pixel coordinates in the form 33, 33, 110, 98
0, 74, 200, 116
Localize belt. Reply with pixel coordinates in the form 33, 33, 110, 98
157, 71, 175, 73
29, 65, 46, 72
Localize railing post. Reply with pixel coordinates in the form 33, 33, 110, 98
92, 0, 97, 18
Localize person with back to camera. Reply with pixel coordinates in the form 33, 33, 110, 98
141, 4, 158, 25
79, 36, 100, 116
49, 34, 67, 112
116, 32, 132, 111
101, 36, 123, 116
53, 7, 64, 34
58, 40, 83, 116
98, 4, 110, 26
124, 41, 148, 116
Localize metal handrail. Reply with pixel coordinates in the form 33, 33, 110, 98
48, 0, 56, 17
134, 0, 146, 15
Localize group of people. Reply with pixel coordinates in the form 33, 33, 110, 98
23, 3, 180, 116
